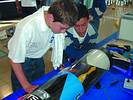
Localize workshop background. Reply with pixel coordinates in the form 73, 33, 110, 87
0, 0, 133, 99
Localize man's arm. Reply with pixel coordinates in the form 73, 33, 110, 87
15, 0, 23, 16
9, 59, 38, 93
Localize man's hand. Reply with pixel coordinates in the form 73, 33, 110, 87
9, 60, 38, 94
58, 64, 65, 71
23, 84, 38, 93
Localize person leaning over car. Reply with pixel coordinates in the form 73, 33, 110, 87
8, 0, 78, 93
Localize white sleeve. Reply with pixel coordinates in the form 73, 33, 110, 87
8, 25, 27, 63
51, 33, 65, 70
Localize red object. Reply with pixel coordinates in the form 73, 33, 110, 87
16, 0, 23, 16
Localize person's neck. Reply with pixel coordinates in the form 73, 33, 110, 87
79, 34, 85, 37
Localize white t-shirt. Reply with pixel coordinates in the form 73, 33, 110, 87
8, 6, 54, 63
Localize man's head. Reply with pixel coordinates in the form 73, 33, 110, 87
74, 4, 89, 37
47, 0, 78, 33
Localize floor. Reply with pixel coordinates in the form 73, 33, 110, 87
0, 4, 132, 99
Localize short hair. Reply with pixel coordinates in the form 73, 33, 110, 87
48, 0, 78, 27
76, 3, 89, 20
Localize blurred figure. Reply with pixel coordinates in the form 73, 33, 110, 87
16, 0, 41, 17
88, 0, 107, 32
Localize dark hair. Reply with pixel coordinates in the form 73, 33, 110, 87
48, 0, 78, 26
76, 3, 89, 20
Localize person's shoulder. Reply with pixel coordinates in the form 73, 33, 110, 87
87, 24, 97, 35
41, 6, 50, 11
18, 15, 34, 26
15, 15, 37, 33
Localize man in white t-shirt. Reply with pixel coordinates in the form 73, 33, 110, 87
8, 0, 78, 93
